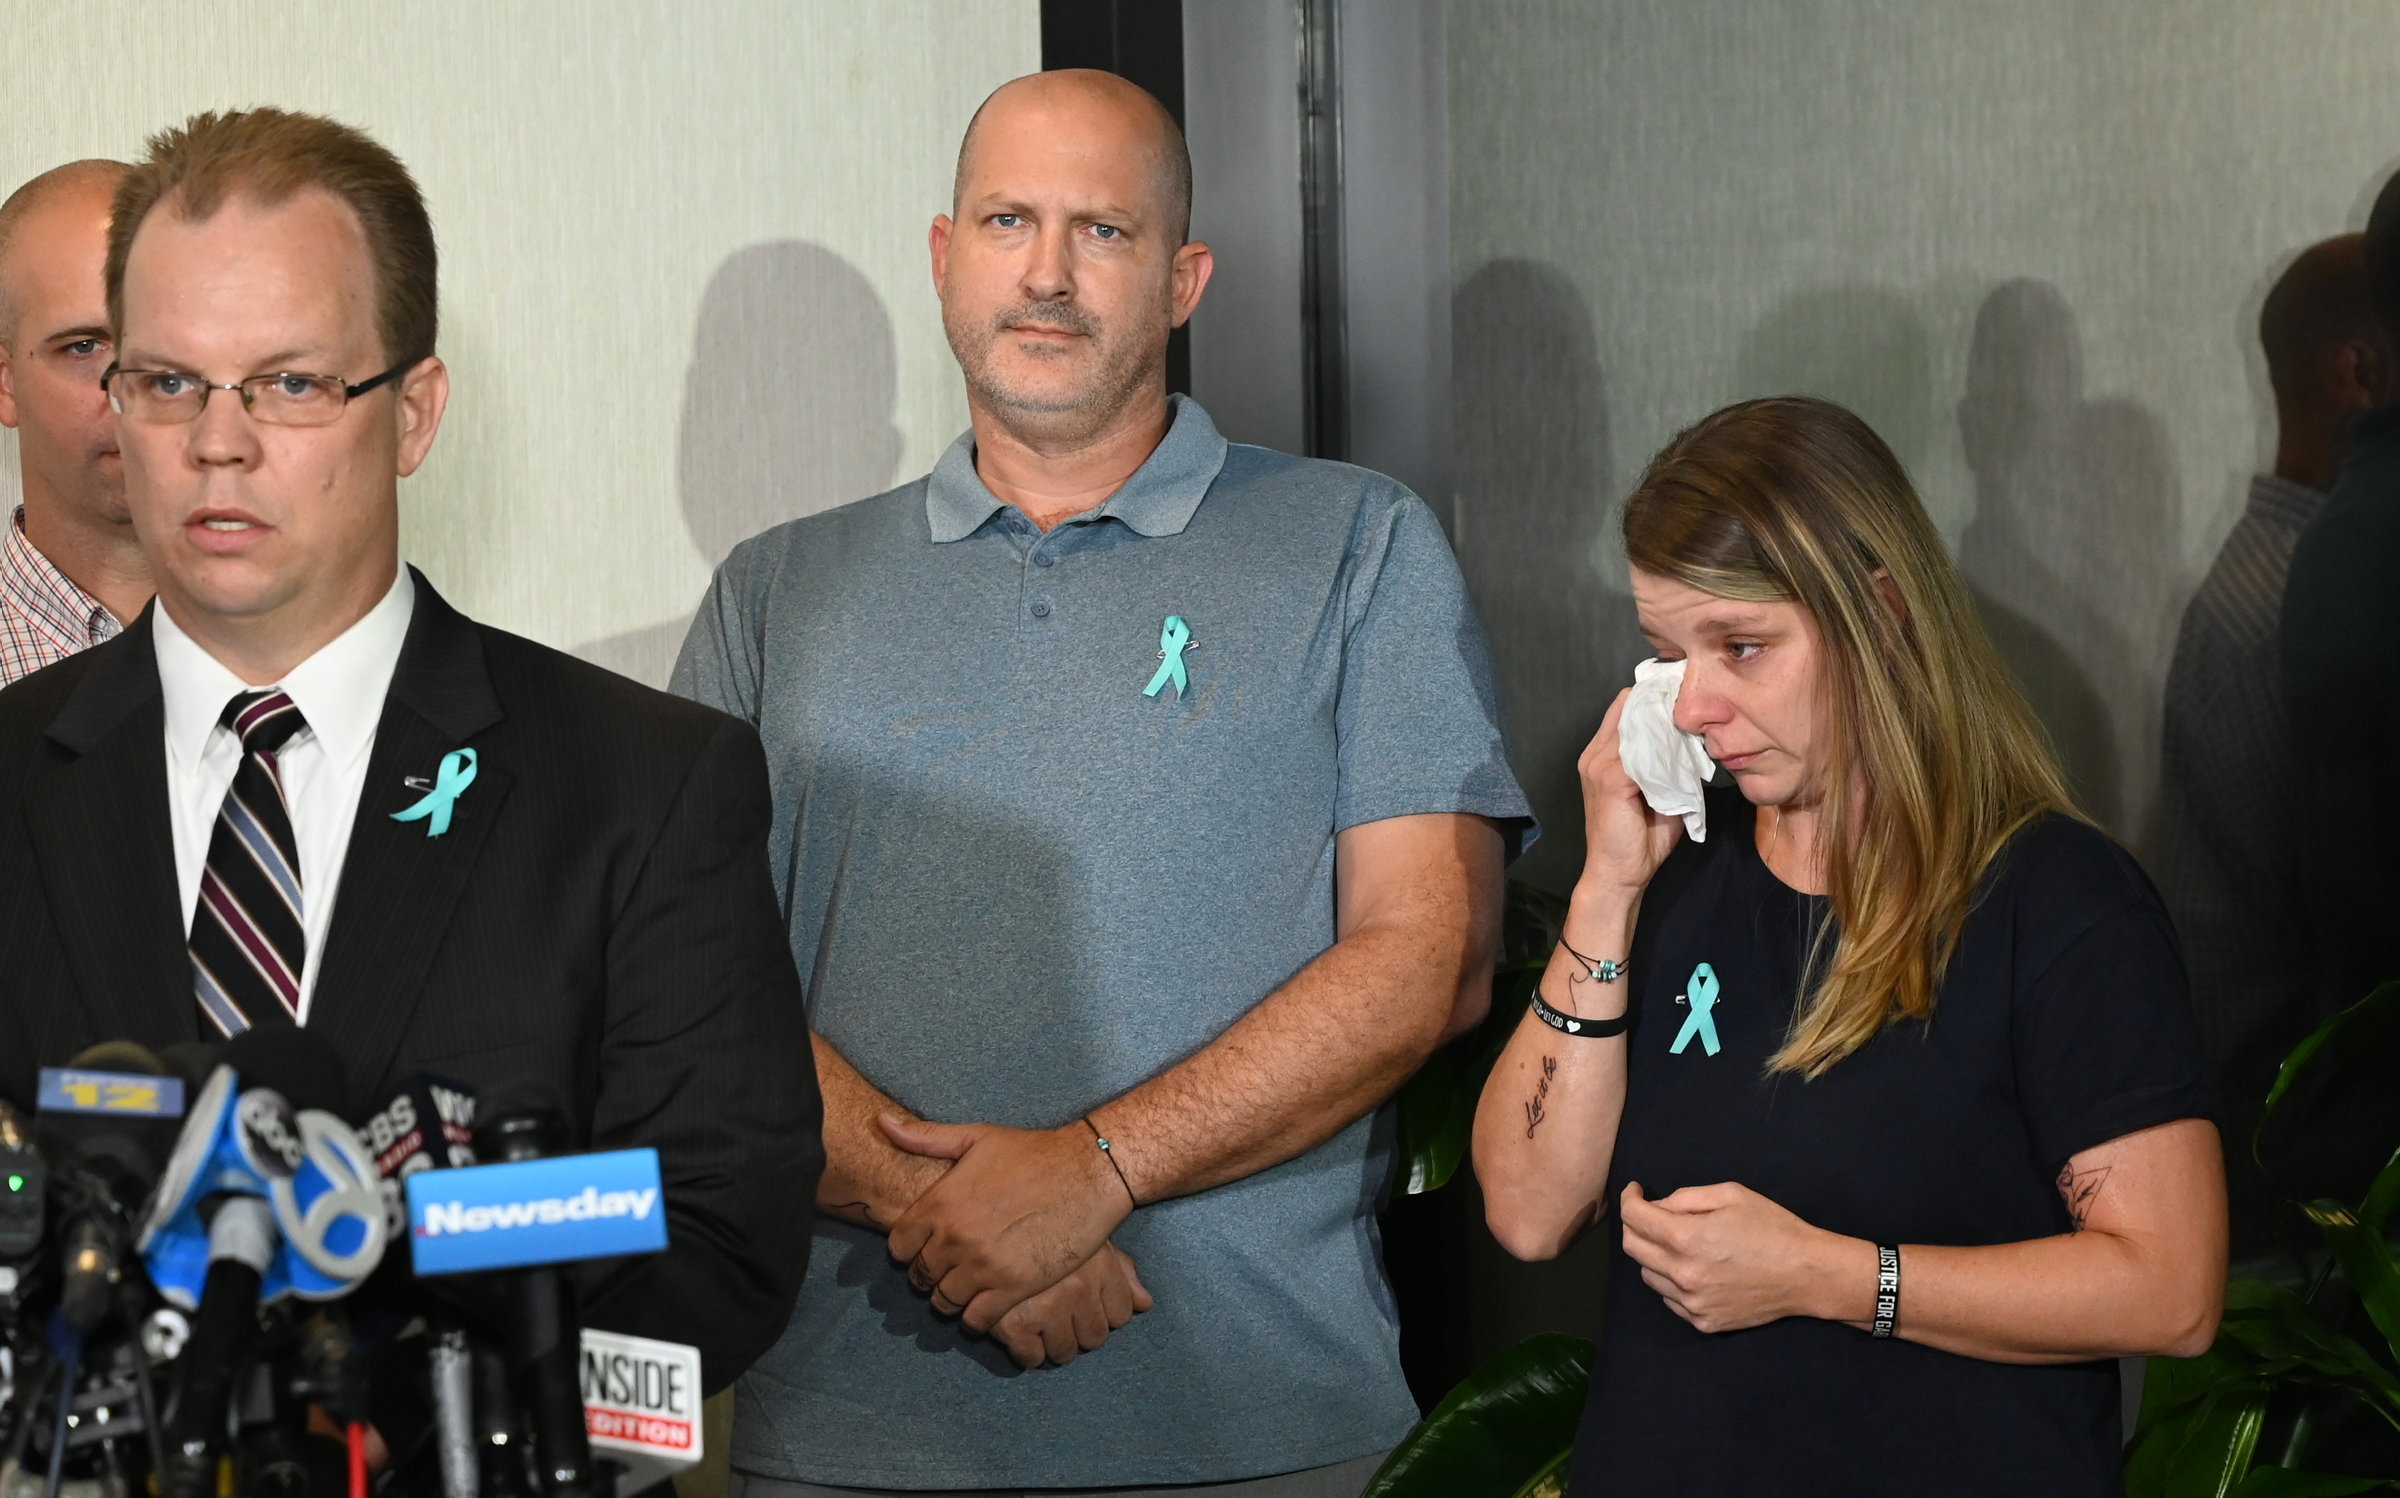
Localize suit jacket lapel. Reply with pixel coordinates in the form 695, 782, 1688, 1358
308, 571, 511, 1092
27, 612, 195, 1047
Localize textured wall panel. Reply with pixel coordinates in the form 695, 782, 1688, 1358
1452, 0, 2400, 885
0, 1, 1038, 683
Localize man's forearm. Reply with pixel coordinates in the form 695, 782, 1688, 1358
812, 1032, 947, 1229
1094, 910, 1484, 1204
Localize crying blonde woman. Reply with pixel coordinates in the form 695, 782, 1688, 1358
1472, 395, 2225, 1498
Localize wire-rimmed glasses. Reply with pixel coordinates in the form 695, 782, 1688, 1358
101, 359, 412, 427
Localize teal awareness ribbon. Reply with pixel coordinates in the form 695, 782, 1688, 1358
390, 748, 478, 838
1669, 963, 1722, 1057
1143, 615, 1193, 699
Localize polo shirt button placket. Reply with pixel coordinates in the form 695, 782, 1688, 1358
1031, 599, 1052, 618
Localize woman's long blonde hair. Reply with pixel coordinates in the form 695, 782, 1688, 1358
1623, 396, 2077, 1078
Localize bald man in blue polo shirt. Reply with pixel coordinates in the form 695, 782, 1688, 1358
676, 69, 1529, 1496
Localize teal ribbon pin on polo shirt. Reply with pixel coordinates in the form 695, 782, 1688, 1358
1143, 615, 1194, 699
1669, 962, 1721, 1056
391, 748, 478, 838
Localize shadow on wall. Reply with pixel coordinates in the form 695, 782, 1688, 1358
577, 240, 904, 687
1734, 285, 1938, 476
1452, 258, 1639, 897
1954, 279, 2179, 835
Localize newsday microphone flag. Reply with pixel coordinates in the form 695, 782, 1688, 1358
404, 1148, 666, 1275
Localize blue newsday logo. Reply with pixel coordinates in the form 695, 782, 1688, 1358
405, 1149, 667, 1275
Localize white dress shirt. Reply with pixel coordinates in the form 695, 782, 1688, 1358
156, 568, 416, 1024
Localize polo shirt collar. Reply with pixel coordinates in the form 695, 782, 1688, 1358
924, 394, 1229, 543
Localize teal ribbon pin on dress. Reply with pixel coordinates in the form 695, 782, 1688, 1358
1143, 615, 1194, 699
1669, 962, 1721, 1056
391, 748, 478, 838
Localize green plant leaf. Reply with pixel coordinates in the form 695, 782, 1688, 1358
1505, 1447, 1573, 1498
2360, 1148, 2400, 1235
2127, 1351, 2269, 1498
1361, 1333, 1593, 1498
2259, 982, 2400, 1210
2228, 1467, 2394, 1496
1394, 1046, 1472, 1194
2217, 1280, 2400, 1413
2312, 1207, 2400, 1375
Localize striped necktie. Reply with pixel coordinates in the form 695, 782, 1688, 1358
189, 689, 309, 1035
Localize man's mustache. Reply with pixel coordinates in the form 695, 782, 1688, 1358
992, 303, 1099, 339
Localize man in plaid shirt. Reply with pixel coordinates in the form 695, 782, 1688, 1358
0, 159, 152, 685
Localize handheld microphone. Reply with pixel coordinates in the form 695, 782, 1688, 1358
143, 1029, 385, 1498
141, 1031, 386, 1308
360, 1072, 484, 1498
36, 1042, 185, 1333
475, 1086, 600, 1498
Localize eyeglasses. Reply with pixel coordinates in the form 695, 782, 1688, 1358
101, 359, 412, 427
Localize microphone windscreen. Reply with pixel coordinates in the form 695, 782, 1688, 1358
472, 1079, 569, 1163
158, 1042, 226, 1093
221, 1027, 349, 1116
68, 1040, 168, 1075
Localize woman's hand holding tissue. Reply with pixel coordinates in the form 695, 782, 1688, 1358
1576, 686, 1690, 906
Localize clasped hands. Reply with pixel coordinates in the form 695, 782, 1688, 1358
1620, 1180, 1872, 1335
879, 1113, 1152, 1370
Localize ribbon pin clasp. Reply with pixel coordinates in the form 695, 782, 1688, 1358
1668, 962, 1721, 1057
391, 748, 479, 838
1143, 615, 1195, 699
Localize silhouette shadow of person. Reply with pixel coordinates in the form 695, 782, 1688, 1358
1955, 279, 2178, 834
577, 240, 903, 686
1452, 257, 1637, 897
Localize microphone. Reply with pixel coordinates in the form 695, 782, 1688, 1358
476, 1085, 599, 1498
360, 1072, 485, 1498
35, 1043, 186, 1333
397, 1084, 669, 1498
141, 1029, 387, 1498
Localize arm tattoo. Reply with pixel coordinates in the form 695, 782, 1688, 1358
2055, 1164, 2111, 1231
827, 1200, 885, 1228
1523, 1054, 1558, 1138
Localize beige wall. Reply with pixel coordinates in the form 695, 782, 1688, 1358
1451, 0, 2400, 887
0, 0, 1039, 685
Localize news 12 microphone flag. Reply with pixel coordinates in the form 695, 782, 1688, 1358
405, 1148, 667, 1274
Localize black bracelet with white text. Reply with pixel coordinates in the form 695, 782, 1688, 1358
1872, 1243, 1901, 1338
1529, 987, 1631, 1039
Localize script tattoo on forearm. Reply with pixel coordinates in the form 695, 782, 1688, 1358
1523, 1054, 1558, 1138
2055, 1164, 2111, 1231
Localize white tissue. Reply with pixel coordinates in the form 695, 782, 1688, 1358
1618, 658, 1713, 842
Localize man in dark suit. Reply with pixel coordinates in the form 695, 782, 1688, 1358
0, 107, 820, 1390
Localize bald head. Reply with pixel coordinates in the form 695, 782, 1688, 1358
0, 159, 126, 345
954, 70, 1192, 245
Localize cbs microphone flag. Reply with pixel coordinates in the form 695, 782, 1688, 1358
404, 1148, 667, 1275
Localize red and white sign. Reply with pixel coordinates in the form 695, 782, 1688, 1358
580, 1327, 703, 1490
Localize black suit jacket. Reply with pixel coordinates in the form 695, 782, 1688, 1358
0, 570, 822, 1391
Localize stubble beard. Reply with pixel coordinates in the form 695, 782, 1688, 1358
948, 299, 1165, 444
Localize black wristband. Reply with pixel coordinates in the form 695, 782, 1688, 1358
1529, 987, 1631, 1039
1871, 1243, 1900, 1338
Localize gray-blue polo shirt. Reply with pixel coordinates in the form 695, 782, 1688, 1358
672, 396, 1531, 1490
